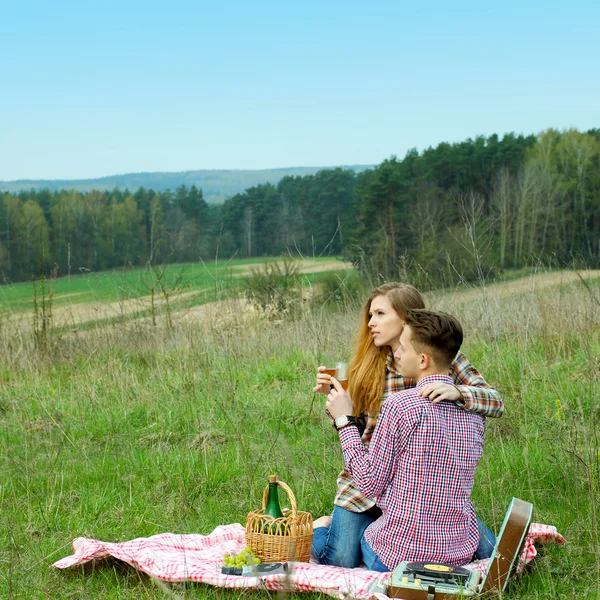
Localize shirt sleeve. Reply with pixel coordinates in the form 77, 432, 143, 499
338, 400, 406, 500
450, 351, 504, 418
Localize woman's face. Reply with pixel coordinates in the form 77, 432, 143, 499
368, 294, 405, 353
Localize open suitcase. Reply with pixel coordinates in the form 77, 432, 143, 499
371, 497, 533, 599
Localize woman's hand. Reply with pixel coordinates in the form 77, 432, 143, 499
418, 382, 463, 404
313, 366, 333, 394
326, 377, 354, 420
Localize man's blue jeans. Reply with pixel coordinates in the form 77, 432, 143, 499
475, 518, 496, 560
311, 505, 496, 568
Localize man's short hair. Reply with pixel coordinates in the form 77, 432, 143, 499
405, 309, 463, 367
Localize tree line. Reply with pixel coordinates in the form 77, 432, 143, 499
1, 128, 599, 286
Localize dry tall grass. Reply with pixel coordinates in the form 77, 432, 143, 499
2, 268, 598, 368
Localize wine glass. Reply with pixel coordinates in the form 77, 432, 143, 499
321, 351, 337, 379
335, 361, 349, 391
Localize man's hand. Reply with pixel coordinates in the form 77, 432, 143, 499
326, 377, 353, 420
418, 382, 463, 404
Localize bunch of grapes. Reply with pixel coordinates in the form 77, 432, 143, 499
223, 546, 260, 568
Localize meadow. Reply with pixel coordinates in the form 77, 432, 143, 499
0, 256, 347, 312
0, 260, 599, 599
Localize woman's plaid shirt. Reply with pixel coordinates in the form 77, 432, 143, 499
334, 350, 503, 512
338, 374, 485, 568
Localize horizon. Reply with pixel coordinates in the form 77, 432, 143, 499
0, 163, 375, 184
2, 0, 599, 181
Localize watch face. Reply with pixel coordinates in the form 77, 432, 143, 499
335, 415, 349, 429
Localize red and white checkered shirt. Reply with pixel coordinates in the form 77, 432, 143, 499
338, 374, 485, 570
334, 350, 502, 512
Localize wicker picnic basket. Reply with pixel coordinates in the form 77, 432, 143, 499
245, 478, 313, 562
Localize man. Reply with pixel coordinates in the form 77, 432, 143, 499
326, 309, 485, 571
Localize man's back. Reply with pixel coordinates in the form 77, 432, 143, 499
349, 373, 485, 569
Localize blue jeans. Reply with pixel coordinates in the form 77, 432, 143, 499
311, 505, 381, 567
360, 537, 391, 572
475, 517, 496, 560
312, 505, 496, 567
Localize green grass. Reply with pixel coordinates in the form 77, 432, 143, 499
0, 256, 346, 313
0, 269, 599, 598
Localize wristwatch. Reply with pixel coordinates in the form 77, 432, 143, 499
334, 415, 359, 431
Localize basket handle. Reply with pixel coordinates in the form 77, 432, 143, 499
261, 479, 298, 517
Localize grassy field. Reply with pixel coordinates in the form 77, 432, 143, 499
1, 263, 599, 598
0, 256, 349, 312
0, 257, 353, 337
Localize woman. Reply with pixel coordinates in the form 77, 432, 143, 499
311, 283, 502, 568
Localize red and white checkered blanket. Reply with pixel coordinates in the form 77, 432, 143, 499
53, 523, 566, 599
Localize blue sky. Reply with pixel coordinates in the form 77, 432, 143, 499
1, 0, 598, 180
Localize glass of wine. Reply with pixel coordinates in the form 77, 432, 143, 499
321, 351, 337, 379
336, 361, 349, 391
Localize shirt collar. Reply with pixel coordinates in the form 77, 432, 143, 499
415, 373, 454, 391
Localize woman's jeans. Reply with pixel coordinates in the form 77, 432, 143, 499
311, 505, 496, 568
311, 505, 382, 568
360, 537, 391, 571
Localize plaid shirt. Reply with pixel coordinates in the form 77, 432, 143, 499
339, 374, 485, 569
334, 350, 503, 512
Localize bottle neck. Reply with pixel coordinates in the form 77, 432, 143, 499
265, 483, 282, 515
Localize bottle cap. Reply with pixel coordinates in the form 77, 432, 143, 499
269, 475, 277, 483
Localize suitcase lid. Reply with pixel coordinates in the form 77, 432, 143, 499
480, 497, 533, 593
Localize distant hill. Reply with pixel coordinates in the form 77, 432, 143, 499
0, 165, 374, 204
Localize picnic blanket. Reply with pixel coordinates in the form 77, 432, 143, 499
53, 522, 566, 599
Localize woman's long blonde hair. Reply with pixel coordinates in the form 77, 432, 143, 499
349, 283, 425, 416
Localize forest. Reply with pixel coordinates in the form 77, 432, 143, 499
1, 128, 599, 287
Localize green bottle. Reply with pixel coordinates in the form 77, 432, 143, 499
263, 475, 283, 534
